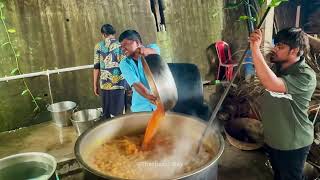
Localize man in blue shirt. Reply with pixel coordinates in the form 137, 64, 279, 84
119, 30, 160, 112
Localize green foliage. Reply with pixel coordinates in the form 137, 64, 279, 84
239, 15, 257, 22
1, 41, 9, 47
0, 2, 41, 113
33, 106, 40, 112
224, 0, 288, 26
258, 0, 265, 6
10, 68, 19, 75
34, 97, 42, 100
269, 0, 288, 7
224, 0, 287, 9
211, 11, 219, 18
7, 28, 16, 33
21, 90, 29, 96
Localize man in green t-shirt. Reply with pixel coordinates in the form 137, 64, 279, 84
249, 27, 316, 180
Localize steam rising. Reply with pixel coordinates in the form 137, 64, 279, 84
134, 115, 218, 179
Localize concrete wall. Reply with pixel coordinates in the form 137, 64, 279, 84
0, 0, 246, 132
0, 0, 157, 132
156, 0, 224, 78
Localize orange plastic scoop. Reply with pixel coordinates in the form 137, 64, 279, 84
142, 101, 165, 150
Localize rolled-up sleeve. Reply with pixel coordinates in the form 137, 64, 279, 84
146, 44, 160, 55
119, 59, 140, 86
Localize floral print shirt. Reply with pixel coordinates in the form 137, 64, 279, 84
93, 38, 126, 90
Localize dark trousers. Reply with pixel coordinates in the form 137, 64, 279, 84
101, 89, 125, 118
266, 145, 311, 180
124, 89, 132, 113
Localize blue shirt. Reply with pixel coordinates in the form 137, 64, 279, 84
119, 44, 160, 112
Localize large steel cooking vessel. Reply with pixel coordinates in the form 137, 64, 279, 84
75, 112, 224, 180
142, 54, 178, 111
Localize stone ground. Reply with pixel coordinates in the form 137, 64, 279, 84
0, 122, 274, 180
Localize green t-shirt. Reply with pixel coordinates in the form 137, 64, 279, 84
260, 58, 316, 150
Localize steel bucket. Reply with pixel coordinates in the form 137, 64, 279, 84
47, 101, 77, 127
74, 112, 224, 180
0, 152, 57, 180
71, 108, 103, 136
